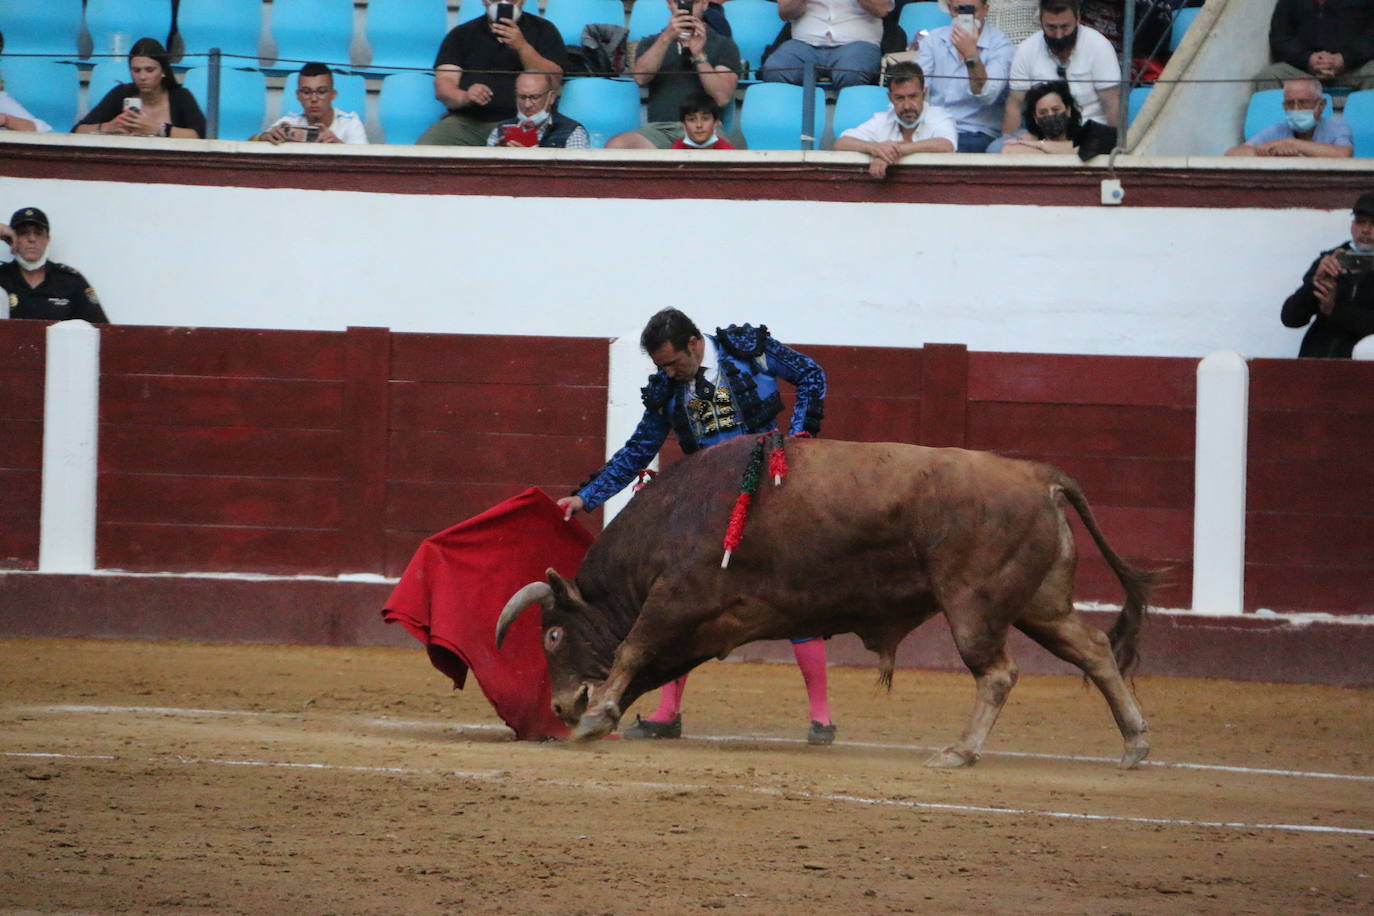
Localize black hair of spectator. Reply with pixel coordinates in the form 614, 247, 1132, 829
641, 308, 702, 354
1038, 0, 1080, 17
884, 61, 926, 89
128, 37, 180, 91
299, 61, 335, 84
1023, 80, 1082, 139
679, 94, 721, 123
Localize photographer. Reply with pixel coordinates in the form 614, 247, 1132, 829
254, 63, 368, 145
1281, 191, 1374, 358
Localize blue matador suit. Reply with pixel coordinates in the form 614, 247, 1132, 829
574, 324, 826, 512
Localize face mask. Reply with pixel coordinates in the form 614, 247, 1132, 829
1036, 112, 1069, 138
681, 131, 718, 148
519, 107, 550, 127
1351, 238, 1374, 254
14, 253, 47, 271
1284, 108, 1317, 134
894, 110, 922, 129
486, 3, 521, 22
1044, 29, 1077, 54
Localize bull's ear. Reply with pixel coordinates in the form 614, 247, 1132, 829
546, 568, 582, 604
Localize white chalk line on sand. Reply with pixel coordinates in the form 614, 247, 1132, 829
17, 704, 1374, 785
6, 749, 1374, 838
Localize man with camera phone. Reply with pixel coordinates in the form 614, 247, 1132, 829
914, 0, 1013, 153
254, 63, 368, 145
605, 0, 740, 149
417, 0, 568, 147
1281, 191, 1374, 358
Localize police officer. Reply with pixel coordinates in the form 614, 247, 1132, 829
0, 207, 108, 322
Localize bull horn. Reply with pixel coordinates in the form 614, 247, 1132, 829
495, 581, 555, 648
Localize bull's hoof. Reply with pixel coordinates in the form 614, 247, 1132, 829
924, 746, 979, 768
570, 702, 621, 742
1118, 737, 1150, 770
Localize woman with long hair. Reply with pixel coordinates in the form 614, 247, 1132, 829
1000, 79, 1116, 159
75, 37, 206, 138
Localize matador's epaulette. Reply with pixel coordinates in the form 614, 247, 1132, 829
715, 323, 769, 360
640, 372, 673, 411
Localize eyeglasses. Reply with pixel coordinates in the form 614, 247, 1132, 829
515, 91, 551, 103
1281, 98, 1320, 110
297, 87, 333, 97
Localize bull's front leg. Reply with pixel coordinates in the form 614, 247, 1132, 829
571, 643, 651, 742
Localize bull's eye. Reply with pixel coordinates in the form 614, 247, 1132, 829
544, 627, 563, 651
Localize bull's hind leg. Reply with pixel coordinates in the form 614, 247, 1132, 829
1016, 612, 1150, 769
926, 611, 1020, 768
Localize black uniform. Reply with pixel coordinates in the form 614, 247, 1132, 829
1, 260, 109, 322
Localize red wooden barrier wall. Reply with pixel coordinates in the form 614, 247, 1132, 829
0, 321, 46, 569
1246, 359, 1374, 615
96, 327, 607, 576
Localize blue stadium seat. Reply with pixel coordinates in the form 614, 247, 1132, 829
1127, 85, 1150, 125
85, 0, 174, 58
0, 57, 80, 131
627, 0, 671, 42
558, 76, 641, 146
182, 65, 268, 139
830, 84, 889, 143
1243, 88, 1333, 141
176, 0, 263, 67
363, 0, 448, 74
270, 0, 356, 71
456, 0, 485, 24
0, 0, 85, 58
543, 0, 628, 46
1342, 90, 1374, 157
86, 60, 133, 105
1169, 6, 1200, 52
739, 82, 825, 149
899, 1, 948, 46
728, 0, 785, 76
284, 69, 368, 119
379, 70, 444, 144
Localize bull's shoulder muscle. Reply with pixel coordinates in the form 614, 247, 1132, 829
715, 323, 769, 359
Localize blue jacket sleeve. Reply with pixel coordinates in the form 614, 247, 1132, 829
573, 408, 672, 512
763, 337, 826, 436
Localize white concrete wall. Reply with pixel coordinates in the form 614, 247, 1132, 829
0, 170, 1356, 358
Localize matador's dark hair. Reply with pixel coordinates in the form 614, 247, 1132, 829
640, 308, 702, 354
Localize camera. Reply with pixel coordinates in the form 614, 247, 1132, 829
123, 96, 143, 114
283, 124, 321, 143
954, 3, 979, 34
1335, 249, 1374, 274
495, 2, 515, 21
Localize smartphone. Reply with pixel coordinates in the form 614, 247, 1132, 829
123, 96, 143, 114
677, 0, 693, 38
954, 3, 978, 34
495, 2, 515, 21
284, 124, 321, 143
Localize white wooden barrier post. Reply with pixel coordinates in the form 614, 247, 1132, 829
601, 334, 655, 525
1191, 350, 1248, 615
39, 320, 101, 573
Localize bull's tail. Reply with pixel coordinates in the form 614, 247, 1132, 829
1055, 472, 1166, 677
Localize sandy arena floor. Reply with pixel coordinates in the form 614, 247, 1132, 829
1, 638, 1371, 914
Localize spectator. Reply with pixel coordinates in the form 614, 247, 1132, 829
605, 0, 740, 150
915, 0, 1013, 152
759, 0, 893, 90
999, 79, 1115, 158
0, 73, 51, 134
74, 38, 205, 139
1280, 191, 1374, 358
1001, 0, 1120, 140
416, 0, 568, 147
1225, 77, 1352, 159
253, 63, 368, 145
833, 61, 956, 177
0, 208, 108, 322
485, 71, 589, 147
670, 95, 736, 148
556, 308, 835, 745
1257, 0, 1374, 93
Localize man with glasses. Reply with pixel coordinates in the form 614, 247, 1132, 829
254, 62, 368, 144
1000, 0, 1119, 141
1225, 77, 1352, 158
834, 61, 956, 177
485, 72, 589, 147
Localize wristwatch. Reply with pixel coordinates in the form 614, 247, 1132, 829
964, 55, 979, 67
691, 55, 709, 64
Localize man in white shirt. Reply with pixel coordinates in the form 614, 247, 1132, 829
1001, 0, 1120, 137
255, 62, 369, 144
834, 61, 957, 176
760, 0, 893, 90
916, 0, 1013, 152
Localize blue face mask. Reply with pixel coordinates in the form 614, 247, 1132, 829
1285, 108, 1317, 134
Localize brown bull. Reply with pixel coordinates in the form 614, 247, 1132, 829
497, 436, 1162, 768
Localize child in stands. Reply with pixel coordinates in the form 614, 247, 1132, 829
669, 95, 735, 150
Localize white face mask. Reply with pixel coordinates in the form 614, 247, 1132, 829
486, 2, 522, 22
520, 107, 550, 127
681, 131, 718, 148
895, 113, 921, 129
14, 252, 47, 271
1351, 238, 1374, 254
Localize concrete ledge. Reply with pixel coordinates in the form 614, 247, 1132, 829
2, 571, 1370, 686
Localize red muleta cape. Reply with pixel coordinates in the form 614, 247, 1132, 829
382, 487, 593, 740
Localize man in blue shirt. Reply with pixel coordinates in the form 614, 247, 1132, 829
915, 0, 1013, 152
1226, 77, 1353, 158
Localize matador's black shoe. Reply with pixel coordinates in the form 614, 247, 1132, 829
622, 715, 682, 739
807, 721, 837, 746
